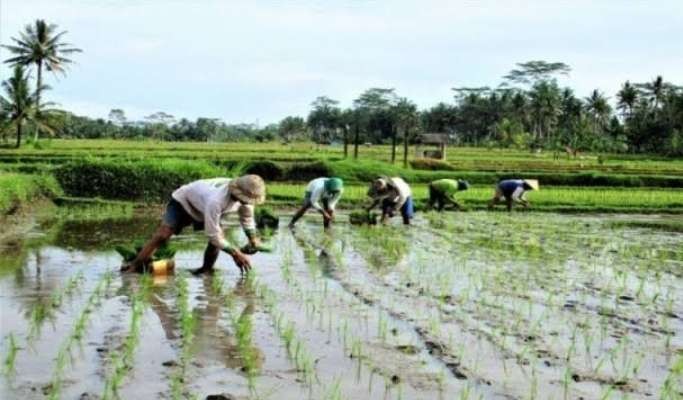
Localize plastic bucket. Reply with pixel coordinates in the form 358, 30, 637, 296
151, 259, 175, 276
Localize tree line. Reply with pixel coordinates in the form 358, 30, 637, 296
1, 20, 682, 156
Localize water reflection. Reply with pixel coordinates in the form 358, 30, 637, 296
117, 273, 264, 372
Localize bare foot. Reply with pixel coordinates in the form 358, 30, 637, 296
191, 267, 214, 276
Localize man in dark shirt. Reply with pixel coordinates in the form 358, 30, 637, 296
488, 179, 539, 211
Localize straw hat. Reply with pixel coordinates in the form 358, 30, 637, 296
229, 175, 266, 205
368, 177, 389, 197
524, 179, 539, 191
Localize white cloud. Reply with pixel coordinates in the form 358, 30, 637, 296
2, 0, 682, 123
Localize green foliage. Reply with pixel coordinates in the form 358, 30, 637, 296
115, 242, 176, 262
0, 173, 62, 214
285, 160, 333, 181
255, 207, 279, 230
243, 160, 284, 180
2, 333, 19, 376
410, 158, 457, 171
349, 210, 378, 225
54, 158, 223, 201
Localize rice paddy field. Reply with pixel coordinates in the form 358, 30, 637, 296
1, 139, 683, 213
1, 140, 683, 399
1, 208, 682, 400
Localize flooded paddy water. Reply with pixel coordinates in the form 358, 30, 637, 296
1, 209, 682, 399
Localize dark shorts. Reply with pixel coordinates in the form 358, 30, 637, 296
382, 196, 414, 220
162, 198, 204, 234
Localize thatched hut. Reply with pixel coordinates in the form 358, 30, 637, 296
416, 133, 448, 160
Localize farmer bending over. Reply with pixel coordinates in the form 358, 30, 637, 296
488, 179, 538, 212
428, 179, 470, 211
289, 177, 344, 229
120, 175, 266, 275
367, 177, 413, 225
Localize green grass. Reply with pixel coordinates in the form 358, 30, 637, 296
2, 139, 683, 213
0, 173, 62, 215
2, 139, 683, 182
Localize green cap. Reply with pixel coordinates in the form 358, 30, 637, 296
325, 177, 344, 192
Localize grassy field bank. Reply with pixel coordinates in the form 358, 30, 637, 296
0, 173, 62, 215
1, 139, 683, 213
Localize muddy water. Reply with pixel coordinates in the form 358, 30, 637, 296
0, 211, 682, 399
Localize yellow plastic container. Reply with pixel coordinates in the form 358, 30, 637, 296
151, 259, 175, 275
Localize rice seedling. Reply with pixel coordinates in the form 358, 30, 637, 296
102, 275, 152, 400
2, 333, 19, 376
169, 272, 196, 400
324, 377, 343, 400
46, 271, 113, 400
27, 270, 85, 342
661, 354, 683, 399
230, 301, 259, 392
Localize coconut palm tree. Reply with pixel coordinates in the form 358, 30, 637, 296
391, 98, 419, 166
617, 81, 638, 118
0, 65, 54, 148
584, 90, 612, 135
528, 80, 562, 141
651, 75, 664, 109
2, 19, 81, 141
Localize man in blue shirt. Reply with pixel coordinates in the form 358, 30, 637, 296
488, 179, 539, 211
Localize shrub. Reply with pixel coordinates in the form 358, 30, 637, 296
284, 160, 333, 181
328, 159, 405, 182
409, 158, 457, 171
54, 158, 223, 202
243, 160, 285, 181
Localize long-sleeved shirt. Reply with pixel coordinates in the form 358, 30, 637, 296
172, 178, 255, 250
498, 179, 526, 201
306, 177, 342, 211
431, 179, 461, 201
372, 177, 411, 210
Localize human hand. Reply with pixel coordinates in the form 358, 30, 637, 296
230, 250, 252, 273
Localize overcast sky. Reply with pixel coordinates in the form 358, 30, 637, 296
2, 0, 682, 124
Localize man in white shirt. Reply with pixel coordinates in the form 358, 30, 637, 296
367, 176, 414, 225
121, 175, 266, 275
288, 177, 344, 228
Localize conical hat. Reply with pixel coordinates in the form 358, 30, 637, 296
229, 175, 266, 205
524, 179, 539, 191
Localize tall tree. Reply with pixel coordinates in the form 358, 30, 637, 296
3, 19, 81, 142
0, 65, 54, 148
353, 88, 398, 144
650, 75, 665, 110
108, 109, 127, 126
339, 109, 355, 158
391, 98, 419, 166
616, 81, 638, 118
307, 96, 341, 144
528, 80, 562, 142
584, 89, 612, 135
278, 116, 306, 143
502, 60, 571, 86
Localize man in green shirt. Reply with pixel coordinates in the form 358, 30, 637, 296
428, 179, 469, 211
